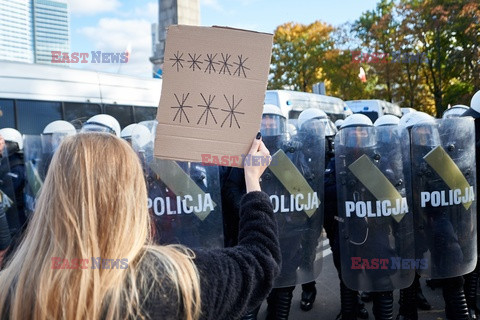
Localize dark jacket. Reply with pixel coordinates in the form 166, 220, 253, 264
141, 191, 281, 320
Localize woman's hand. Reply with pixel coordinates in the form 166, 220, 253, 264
244, 132, 271, 193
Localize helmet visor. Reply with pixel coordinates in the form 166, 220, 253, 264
261, 114, 286, 137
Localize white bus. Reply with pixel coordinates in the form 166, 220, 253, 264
264, 90, 351, 124
0, 61, 161, 134
345, 99, 402, 122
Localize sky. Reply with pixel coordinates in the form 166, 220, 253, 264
67, 0, 380, 78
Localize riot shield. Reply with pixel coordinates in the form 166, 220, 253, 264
23, 135, 43, 217
260, 126, 325, 288
23, 132, 74, 217
0, 148, 21, 237
132, 122, 224, 249
335, 125, 415, 292
411, 117, 477, 279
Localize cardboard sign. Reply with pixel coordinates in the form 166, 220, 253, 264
154, 25, 273, 167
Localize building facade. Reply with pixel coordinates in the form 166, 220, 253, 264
32, 0, 69, 64
150, 0, 200, 77
0, 0, 69, 64
0, 0, 34, 63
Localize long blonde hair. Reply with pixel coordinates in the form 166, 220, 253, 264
0, 133, 201, 320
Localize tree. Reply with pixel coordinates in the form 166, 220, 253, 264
268, 21, 334, 92
401, 0, 479, 116
352, 0, 399, 102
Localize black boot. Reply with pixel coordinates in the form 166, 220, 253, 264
464, 267, 480, 320
357, 295, 369, 319
300, 281, 317, 311
372, 291, 393, 320
266, 287, 294, 320
241, 306, 260, 320
339, 281, 358, 320
442, 276, 469, 320
414, 273, 431, 310
396, 282, 418, 320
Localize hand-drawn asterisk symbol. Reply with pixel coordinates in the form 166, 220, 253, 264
171, 93, 193, 123
233, 55, 250, 77
187, 53, 203, 71
204, 53, 219, 74
169, 51, 184, 72
197, 93, 218, 125
221, 95, 244, 129
218, 53, 232, 75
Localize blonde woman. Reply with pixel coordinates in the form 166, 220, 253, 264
0, 132, 280, 320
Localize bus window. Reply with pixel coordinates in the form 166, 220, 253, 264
357, 111, 379, 122
64, 102, 102, 129
329, 113, 345, 122
105, 104, 134, 129
0, 99, 15, 128
288, 110, 302, 120
17, 100, 62, 134
134, 106, 157, 122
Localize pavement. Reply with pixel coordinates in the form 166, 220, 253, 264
256, 242, 449, 320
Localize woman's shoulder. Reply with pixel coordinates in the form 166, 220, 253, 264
135, 249, 183, 319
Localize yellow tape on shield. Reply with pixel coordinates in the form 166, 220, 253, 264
348, 154, 406, 223
149, 159, 216, 221
268, 149, 319, 218
424, 146, 473, 210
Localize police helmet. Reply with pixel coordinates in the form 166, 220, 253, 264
340, 114, 373, 129
287, 123, 297, 137
81, 114, 121, 137
43, 120, 76, 135
297, 108, 328, 129
374, 115, 400, 127
121, 123, 152, 149
0, 128, 23, 151
399, 111, 434, 129
334, 119, 344, 130
471, 90, 480, 113
261, 104, 287, 136
442, 105, 469, 119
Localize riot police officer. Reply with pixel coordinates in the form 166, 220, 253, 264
242, 104, 292, 320
0, 135, 11, 261
336, 114, 413, 320
296, 108, 332, 312
398, 111, 475, 320
41, 120, 76, 176
120, 123, 151, 149
462, 91, 480, 319
0, 129, 26, 232
81, 114, 121, 137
